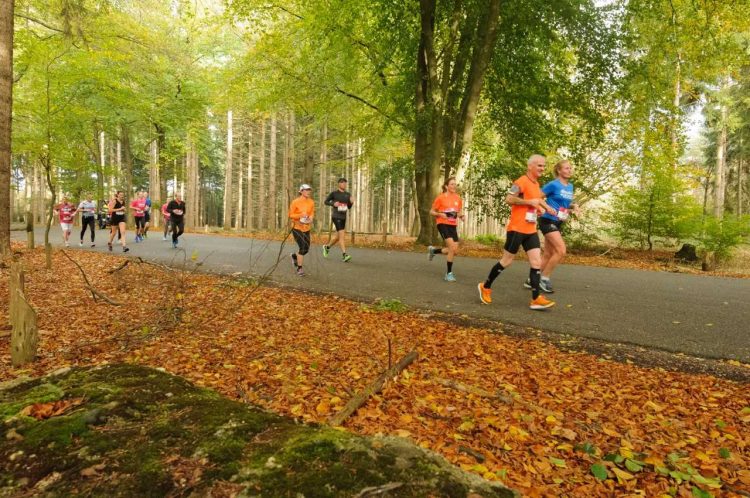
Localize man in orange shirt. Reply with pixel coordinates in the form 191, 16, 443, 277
478, 155, 557, 310
289, 184, 315, 277
428, 177, 464, 281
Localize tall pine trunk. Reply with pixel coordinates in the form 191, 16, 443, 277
224, 110, 234, 228
0, 0, 12, 255
269, 115, 277, 230
258, 119, 266, 230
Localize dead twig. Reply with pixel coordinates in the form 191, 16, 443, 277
329, 350, 418, 427
107, 260, 129, 273
354, 482, 405, 497
61, 250, 122, 306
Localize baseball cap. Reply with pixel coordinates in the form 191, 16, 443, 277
299, 184, 312, 192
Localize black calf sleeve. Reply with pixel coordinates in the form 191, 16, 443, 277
484, 262, 504, 289
530, 268, 541, 299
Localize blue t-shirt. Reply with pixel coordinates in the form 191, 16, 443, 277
541, 179, 574, 222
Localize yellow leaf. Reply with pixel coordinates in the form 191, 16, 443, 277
619, 447, 634, 459
612, 467, 635, 484
394, 429, 412, 438
545, 415, 557, 424
399, 414, 413, 424
315, 401, 330, 415
695, 450, 712, 462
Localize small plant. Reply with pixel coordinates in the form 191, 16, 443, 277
369, 298, 408, 313
474, 234, 502, 246
695, 215, 749, 262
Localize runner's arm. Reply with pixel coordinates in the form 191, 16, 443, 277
324, 192, 335, 207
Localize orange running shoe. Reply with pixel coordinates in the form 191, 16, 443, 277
529, 294, 555, 310
478, 282, 492, 304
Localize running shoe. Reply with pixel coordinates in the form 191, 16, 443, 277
523, 278, 532, 289
91, 243, 95, 248
428, 246, 436, 261
65, 242, 69, 247
108, 242, 113, 252
444, 272, 456, 282
478, 282, 492, 304
342, 253, 351, 262
172, 241, 178, 249
123, 247, 130, 253
529, 295, 555, 310
79, 241, 84, 247
162, 236, 168, 241
296, 267, 305, 277
540, 279, 554, 293
322, 245, 329, 258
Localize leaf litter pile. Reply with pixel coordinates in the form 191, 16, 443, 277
1, 246, 748, 498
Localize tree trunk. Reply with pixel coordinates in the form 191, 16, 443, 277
0, 0, 12, 255
714, 104, 727, 218
269, 115, 277, 230
149, 133, 160, 219
258, 119, 266, 230
282, 112, 290, 223
246, 127, 253, 230
185, 140, 199, 229
224, 110, 234, 228
318, 123, 327, 224
121, 125, 133, 210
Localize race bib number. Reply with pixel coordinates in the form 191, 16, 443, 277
337, 205, 348, 212
300, 215, 311, 224
557, 207, 569, 221
525, 208, 537, 223
173, 209, 183, 216
444, 209, 457, 219
136, 209, 144, 215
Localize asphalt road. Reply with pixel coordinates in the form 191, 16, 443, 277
17, 227, 750, 363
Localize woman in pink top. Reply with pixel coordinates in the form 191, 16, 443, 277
130, 191, 147, 243
161, 201, 172, 241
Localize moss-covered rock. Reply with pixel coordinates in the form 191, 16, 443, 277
0, 364, 517, 497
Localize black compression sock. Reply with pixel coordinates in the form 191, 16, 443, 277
484, 262, 504, 289
447, 261, 453, 273
530, 268, 541, 299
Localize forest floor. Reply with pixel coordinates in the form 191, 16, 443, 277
1, 244, 748, 497
199, 228, 750, 279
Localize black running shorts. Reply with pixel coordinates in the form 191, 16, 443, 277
437, 224, 459, 242
292, 229, 311, 255
504, 231, 541, 254
539, 218, 563, 235
332, 218, 347, 231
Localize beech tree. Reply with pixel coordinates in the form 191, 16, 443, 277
0, 0, 12, 255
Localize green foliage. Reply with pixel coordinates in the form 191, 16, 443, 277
694, 215, 750, 262
370, 298, 408, 313
607, 163, 701, 250
474, 234, 502, 246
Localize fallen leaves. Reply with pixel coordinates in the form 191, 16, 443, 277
19, 398, 84, 420
0, 244, 748, 497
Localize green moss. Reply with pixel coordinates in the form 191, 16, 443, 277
0, 383, 64, 421
22, 414, 89, 448
0, 365, 517, 497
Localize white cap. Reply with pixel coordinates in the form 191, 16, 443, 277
299, 184, 312, 192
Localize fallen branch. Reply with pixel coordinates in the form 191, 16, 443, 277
434, 377, 562, 419
353, 482, 405, 497
329, 350, 418, 427
62, 251, 122, 306
107, 260, 129, 273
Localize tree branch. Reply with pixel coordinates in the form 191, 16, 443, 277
14, 13, 65, 34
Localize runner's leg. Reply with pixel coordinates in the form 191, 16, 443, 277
542, 231, 566, 278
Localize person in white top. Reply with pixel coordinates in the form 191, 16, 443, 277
77, 194, 97, 247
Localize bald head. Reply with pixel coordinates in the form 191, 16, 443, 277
527, 154, 546, 180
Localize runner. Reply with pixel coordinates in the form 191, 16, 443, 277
161, 199, 172, 241
77, 194, 97, 247
130, 191, 147, 243
143, 193, 152, 238
54, 196, 77, 247
107, 191, 129, 253
428, 177, 464, 282
477, 154, 556, 310
289, 183, 314, 277
524, 159, 578, 293
322, 178, 354, 262
166, 193, 186, 248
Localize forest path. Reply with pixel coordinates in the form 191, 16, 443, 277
20, 228, 750, 363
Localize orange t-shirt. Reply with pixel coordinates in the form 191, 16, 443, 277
431, 192, 463, 226
506, 175, 544, 234
289, 196, 315, 232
